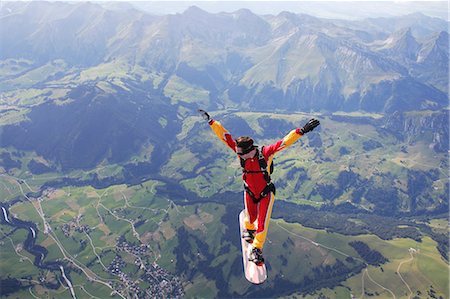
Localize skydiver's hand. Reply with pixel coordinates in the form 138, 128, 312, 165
300, 118, 320, 134
198, 109, 211, 122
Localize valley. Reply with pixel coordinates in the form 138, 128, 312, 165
0, 171, 447, 298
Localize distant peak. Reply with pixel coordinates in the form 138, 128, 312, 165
235, 8, 254, 16
437, 31, 449, 40
277, 11, 318, 23
406, 12, 427, 18
390, 27, 416, 42
397, 27, 412, 35
183, 5, 208, 16
278, 11, 297, 19
424, 30, 449, 44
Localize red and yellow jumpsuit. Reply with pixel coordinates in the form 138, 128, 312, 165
208, 119, 304, 250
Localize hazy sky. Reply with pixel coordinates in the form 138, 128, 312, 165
125, 1, 448, 20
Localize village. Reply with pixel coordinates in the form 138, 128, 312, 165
108, 239, 184, 298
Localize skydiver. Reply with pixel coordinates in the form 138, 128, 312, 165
198, 109, 320, 266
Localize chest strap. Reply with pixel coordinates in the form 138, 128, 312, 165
240, 147, 271, 184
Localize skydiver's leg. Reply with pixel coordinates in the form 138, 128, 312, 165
244, 192, 257, 231
252, 192, 275, 249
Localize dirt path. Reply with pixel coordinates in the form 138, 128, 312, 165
396, 250, 415, 299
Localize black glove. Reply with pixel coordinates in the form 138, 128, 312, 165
300, 118, 320, 134
198, 109, 211, 122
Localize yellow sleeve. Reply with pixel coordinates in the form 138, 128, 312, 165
264, 128, 303, 157
281, 129, 302, 148
209, 120, 237, 152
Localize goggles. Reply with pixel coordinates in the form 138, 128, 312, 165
237, 147, 256, 158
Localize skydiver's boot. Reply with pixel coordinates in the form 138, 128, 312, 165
242, 229, 256, 244
249, 247, 264, 266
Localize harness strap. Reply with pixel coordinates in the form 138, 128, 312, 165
244, 182, 276, 204
240, 147, 275, 203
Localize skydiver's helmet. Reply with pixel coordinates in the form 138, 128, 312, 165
236, 136, 256, 157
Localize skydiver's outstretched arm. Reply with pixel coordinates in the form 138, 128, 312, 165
263, 118, 320, 157
198, 109, 237, 152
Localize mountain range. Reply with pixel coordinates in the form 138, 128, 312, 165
1, 2, 448, 108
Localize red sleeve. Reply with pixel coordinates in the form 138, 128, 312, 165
262, 128, 302, 159
225, 133, 237, 152
262, 140, 283, 159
